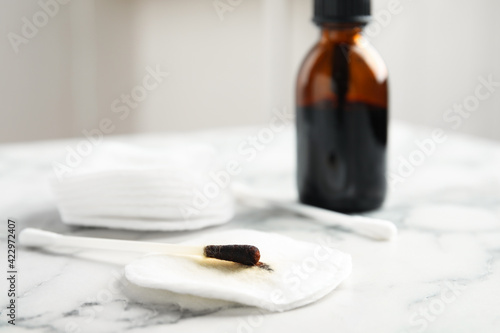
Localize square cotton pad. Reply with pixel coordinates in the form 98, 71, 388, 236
50, 143, 234, 231
125, 230, 352, 312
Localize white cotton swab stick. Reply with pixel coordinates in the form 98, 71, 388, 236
19, 228, 261, 266
232, 184, 398, 241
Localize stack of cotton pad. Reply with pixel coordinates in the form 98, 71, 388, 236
51, 143, 234, 230
125, 230, 352, 311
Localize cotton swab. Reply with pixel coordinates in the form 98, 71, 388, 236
19, 228, 261, 266
232, 183, 397, 241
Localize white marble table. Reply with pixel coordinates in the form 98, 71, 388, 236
1, 122, 500, 333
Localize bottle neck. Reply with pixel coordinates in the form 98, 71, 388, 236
319, 23, 364, 44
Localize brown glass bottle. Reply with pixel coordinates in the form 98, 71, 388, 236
296, 0, 388, 213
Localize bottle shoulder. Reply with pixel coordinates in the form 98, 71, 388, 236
298, 38, 388, 81
351, 40, 388, 83
296, 38, 388, 108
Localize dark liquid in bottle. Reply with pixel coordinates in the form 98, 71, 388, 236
296, 100, 387, 213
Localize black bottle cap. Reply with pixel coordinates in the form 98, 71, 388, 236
314, 0, 371, 25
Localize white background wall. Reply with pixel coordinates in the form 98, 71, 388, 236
1, 0, 499, 143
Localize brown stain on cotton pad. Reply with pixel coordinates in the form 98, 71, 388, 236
196, 258, 274, 273
256, 262, 273, 272
197, 258, 251, 273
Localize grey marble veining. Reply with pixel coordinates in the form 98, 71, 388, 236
1, 122, 500, 333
